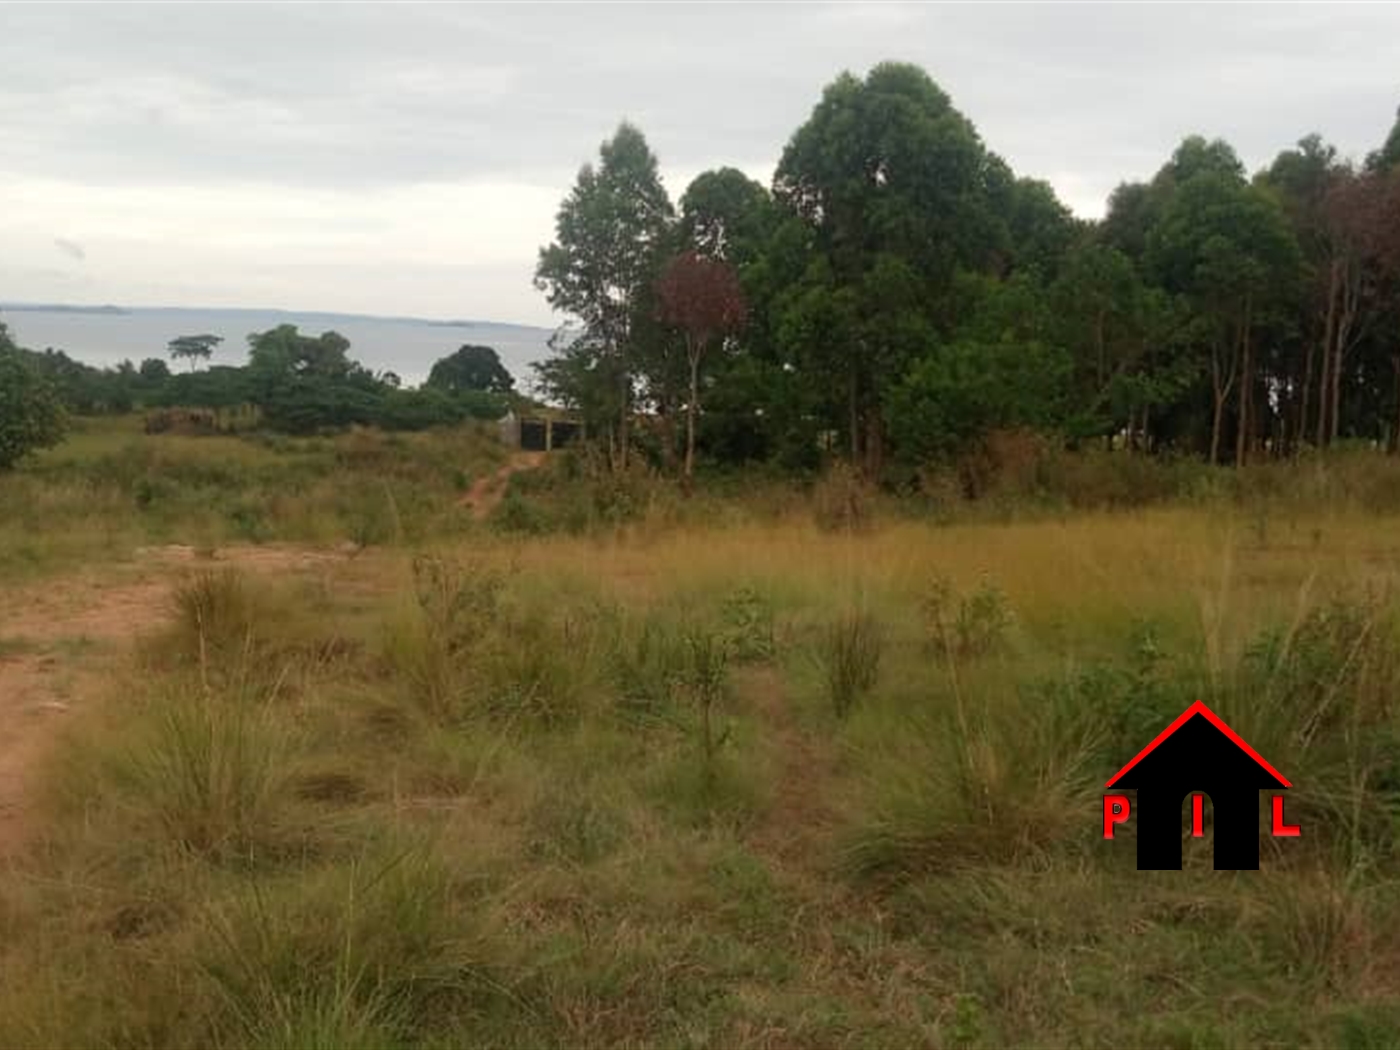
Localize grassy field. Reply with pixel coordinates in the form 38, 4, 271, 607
3, 420, 1400, 1048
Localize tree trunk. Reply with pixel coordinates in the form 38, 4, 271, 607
1391, 354, 1400, 455
864, 408, 884, 479
684, 334, 701, 490
1331, 262, 1359, 446
1210, 394, 1225, 465
848, 366, 860, 465
618, 379, 630, 472
1317, 263, 1339, 448
1298, 326, 1315, 456
1209, 335, 1236, 466
1235, 295, 1253, 469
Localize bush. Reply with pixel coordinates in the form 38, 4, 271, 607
920, 575, 1014, 659
0, 346, 67, 470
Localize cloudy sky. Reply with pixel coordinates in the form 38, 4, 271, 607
3, 3, 1398, 326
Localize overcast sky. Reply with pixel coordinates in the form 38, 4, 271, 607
3, 3, 1398, 326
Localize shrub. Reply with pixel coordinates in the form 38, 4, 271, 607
0, 345, 67, 470
920, 574, 1014, 660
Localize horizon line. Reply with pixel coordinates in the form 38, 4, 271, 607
0, 300, 559, 332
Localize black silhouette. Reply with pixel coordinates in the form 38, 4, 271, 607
1108, 701, 1290, 870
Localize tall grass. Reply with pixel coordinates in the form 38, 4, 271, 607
818, 611, 884, 718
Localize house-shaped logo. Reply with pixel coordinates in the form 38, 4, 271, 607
1103, 701, 1300, 870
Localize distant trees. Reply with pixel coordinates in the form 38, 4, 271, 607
529, 72, 1400, 480
167, 333, 222, 372
426, 344, 514, 394
0, 320, 512, 438
0, 324, 66, 470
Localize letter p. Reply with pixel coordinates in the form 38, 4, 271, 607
1103, 794, 1131, 838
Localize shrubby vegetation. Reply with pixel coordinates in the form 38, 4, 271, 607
0, 322, 515, 460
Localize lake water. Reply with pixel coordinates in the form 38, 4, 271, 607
0, 306, 556, 390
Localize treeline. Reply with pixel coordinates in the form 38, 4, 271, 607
0, 321, 516, 444
536, 61, 1400, 477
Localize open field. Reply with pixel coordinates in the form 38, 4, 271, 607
4, 422, 1400, 1047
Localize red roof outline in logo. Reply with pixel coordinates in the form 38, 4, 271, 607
1105, 700, 1291, 788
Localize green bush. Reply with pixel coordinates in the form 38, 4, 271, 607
0, 346, 67, 470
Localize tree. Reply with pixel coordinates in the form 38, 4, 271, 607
656, 251, 748, 485
1367, 105, 1400, 173
426, 344, 514, 394
139, 357, 171, 382
0, 326, 66, 470
679, 168, 776, 266
535, 123, 674, 470
773, 62, 1003, 474
1148, 168, 1302, 464
167, 333, 222, 372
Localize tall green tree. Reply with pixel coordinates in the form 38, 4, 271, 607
1148, 168, 1302, 463
535, 123, 674, 470
773, 62, 1003, 474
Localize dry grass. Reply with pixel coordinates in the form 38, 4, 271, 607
5, 427, 1400, 1047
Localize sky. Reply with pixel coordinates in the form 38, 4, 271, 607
2, 2, 1398, 327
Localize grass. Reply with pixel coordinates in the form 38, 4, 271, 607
5, 422, 1400, 1046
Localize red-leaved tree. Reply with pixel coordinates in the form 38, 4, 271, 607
656, 251, 747, 485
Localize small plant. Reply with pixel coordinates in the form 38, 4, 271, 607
920, 574, 1013, 659
173, 569, 258, 659
385, 556, 507, 720
608, 615, 688, 726
951, 991, 985, 1049
684, 627, 732, 778
819, 611, 884, 718
720, 586, 776, 662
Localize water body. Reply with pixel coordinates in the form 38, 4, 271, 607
0, 305, 557, 390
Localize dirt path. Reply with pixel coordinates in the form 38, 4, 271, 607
736, 665, 843, 869
459, 451, 547, 519
0, 544, 352, 856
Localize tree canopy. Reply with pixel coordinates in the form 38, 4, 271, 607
426, 345, 515, 394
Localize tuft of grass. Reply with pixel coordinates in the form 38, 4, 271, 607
197, 843, 514, 1047
123, 683, 291, 863
173, 568, 259, 656
841, 696, 1104, 881
818, 611, 884, 719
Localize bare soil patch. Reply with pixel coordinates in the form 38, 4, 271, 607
0, 544, 355, 855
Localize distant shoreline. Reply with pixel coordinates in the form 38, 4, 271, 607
0, 302, 552, 332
